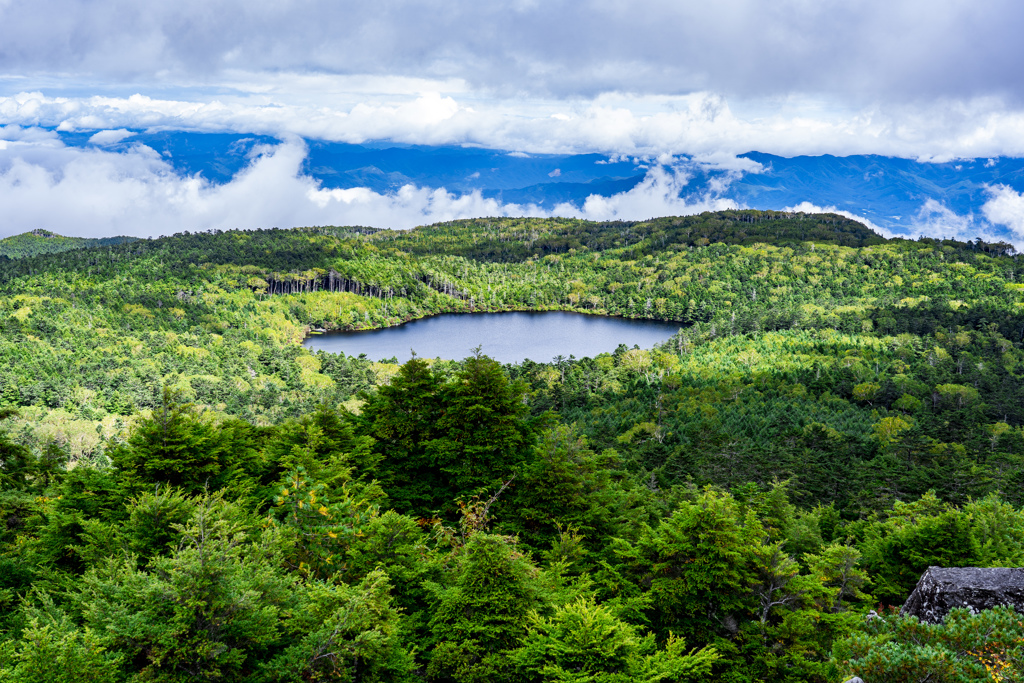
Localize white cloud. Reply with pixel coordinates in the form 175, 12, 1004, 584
10, 89, 1024, 160
0, 139, 512, 235
8, 132, 1024, 250
0, 138, 739, 238
557, 164, 738, 222
910, 199, 977, 241
0, 123, 61, 144
912, 195, 1024, 247
691, 153, 765, 175
2, 1, 1024, 174
785, 201, 896, 239
6, 2, 1024, 249
1, 0, 1022, 106
88, 128, 134, 145
982, 184, 1024, 240
304, 185, 539, 229
790, 194, 1024, 249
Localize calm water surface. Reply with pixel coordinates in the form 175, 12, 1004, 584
303, 312, 682, 364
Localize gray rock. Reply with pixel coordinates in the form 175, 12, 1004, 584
900, 567, 1024, 623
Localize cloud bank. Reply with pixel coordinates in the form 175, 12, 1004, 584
0, 136, 738, 237
5, 130, 1024, 248
790, 191, 1024, 249
3, 2, 1024, 164
981, 185, 1024, 241
6, 90, 1024, 162
2, 0, 1023, 105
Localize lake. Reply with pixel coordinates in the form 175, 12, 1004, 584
303, 311, 683, 364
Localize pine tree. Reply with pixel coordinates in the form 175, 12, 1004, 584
109, 387, 229, 494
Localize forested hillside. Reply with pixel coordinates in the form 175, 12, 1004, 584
0, 229, 136, 260
1, 211, 1023, 681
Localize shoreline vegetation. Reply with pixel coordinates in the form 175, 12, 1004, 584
1, 211, 1024, 680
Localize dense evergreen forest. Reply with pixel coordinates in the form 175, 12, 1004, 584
0, 230, 137, 261
1, 210, 1023, 681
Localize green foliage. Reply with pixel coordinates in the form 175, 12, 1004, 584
834, 606, 1024, 683
271, 466, 380, 580
0, 610, 122, 683
269, 570, 415, 683
616, 489, 762, 643
357, 357, 445, 515
514, 597, 719, 683
107, 486, 197, 565
426, 533, 539, 683
2, 215, 1024, 680
0, 429, 36, 492
77, 496, 292, 680
858, 493, 986, 604
501, 423, 630, 551
804, 544, 871, 614
109, 388, 235, 494
263, 404, 377, 488
0, 229, 135, 260
431, 351, 542, 507
358, 353, 542, 517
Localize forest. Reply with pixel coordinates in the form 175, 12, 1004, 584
0, 230, 136, 261
0, 210, 1022, 682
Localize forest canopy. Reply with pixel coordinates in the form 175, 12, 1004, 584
0, 229, 136, 260
0, 210, 1022, 682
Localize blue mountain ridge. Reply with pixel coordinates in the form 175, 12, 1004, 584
58, 130, 1024, 237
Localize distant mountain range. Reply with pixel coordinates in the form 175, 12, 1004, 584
61, 130, 1024, 238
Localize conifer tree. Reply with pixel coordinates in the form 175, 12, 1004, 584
109, 387, 230, 494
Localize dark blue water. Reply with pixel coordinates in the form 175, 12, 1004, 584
303, 312, 682, 364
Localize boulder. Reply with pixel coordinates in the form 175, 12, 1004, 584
900, 567, 1024, 623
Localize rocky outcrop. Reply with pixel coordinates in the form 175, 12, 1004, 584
900, 567, 1024, 623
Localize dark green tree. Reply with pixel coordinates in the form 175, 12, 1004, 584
360, 353, 542, 517
0, 409, 37, 492
430, 351, 542, 510
77, 496, 292, 681
109, 388, 232, 494
358, 357, 443, 515
500, 423, 631, 552
427, 533, 539, 683
615, 490, 761, 645
513, 597, 719, 683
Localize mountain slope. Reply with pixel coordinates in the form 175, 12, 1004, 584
0, 229, 137, 260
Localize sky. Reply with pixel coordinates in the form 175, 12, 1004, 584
3, 0, 1024, 241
